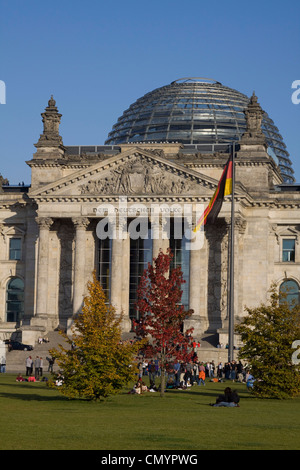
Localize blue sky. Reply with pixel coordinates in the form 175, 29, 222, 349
1, 0, 299, 183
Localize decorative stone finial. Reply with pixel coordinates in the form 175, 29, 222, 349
34, 96, 65, 155
240, 92, 267, 147
48, 95, 56, 108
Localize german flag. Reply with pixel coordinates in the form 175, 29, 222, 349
194, 156, 233, 232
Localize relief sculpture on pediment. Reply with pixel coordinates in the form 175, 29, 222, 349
79, 157, 196, 195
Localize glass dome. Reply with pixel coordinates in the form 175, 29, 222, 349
105, 78, 294, 183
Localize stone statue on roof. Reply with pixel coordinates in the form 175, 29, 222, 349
0, 174, 9, 193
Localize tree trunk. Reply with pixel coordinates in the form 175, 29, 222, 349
160, 367, 166, 397
160, 349, 166, 397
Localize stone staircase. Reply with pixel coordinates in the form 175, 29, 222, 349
5, 331, 68, 374
192, 334, 237, 363
4, 330, 237, 375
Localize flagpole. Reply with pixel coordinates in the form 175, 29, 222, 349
228, 142, 235, 363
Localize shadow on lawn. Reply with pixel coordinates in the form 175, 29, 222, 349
0, 381, 69, 401
0, 392, 69, 402
165, 385, 253, 401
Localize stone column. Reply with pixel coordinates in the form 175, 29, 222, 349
121, 231, 131, 332
217, 216, 246, 351
151, 214, 170, 259
205, 221, 229, 334
188, 238, 202, 321
35, 217, 53, 318
110, 227, 123, 316
23, 218, 37, 322
186, 228, 207, 337
232, 217, 246, 324
72, 217, 89, 315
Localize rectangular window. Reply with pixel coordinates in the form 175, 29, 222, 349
129, 222, 152, 320
9, 238, 22, 260
282, 239, 295, 262
169, 218, 190, 311
97, 237, 112, 302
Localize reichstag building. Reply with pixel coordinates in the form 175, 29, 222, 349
0, 77, 299, 346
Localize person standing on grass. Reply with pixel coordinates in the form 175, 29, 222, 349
26, 356, 33, 376
217, 362, 223, 379
35, 356, 41, 379
138, 361, 143, 380
179, 362, 186, 387
224, 362, 231, 379
185, 360, 194, 386
48, 356, 55, 373
198, 369, 206, 386
40, 357, 44, 377
174, 360, 181, 387
0, 356, 6, 373
148, 360, 156, 387
208, 361, 215, 378
193, 361, 199, 385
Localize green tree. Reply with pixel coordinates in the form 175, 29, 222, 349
235, 284, 300, 399
49, 272, 143, 400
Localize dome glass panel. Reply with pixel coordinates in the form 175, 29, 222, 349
105, 78, 294, 183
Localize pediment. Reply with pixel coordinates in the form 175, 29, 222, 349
272, 225, 300, 243
29, 147, 224, 199
0, 224, 26, 241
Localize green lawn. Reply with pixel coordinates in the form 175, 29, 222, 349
0, 374, 299, 450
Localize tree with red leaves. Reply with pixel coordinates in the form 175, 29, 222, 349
136, 249, 194, 396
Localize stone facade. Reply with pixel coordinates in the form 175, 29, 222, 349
0, 95, 300, 347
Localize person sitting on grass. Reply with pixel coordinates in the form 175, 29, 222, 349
211, 387, 240, 407
129, 380, 149, 394
16, 374, 25, 382
55, 373, 64, 386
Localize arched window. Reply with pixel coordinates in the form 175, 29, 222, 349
279, 279, 300, 308
6, 278, 24, 322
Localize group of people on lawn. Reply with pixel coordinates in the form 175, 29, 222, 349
138, 358, 250, 389
15, 355, 56, 383
134, 358, 256, 406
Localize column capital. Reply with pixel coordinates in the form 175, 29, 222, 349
72, 217, 90, 229
35, 217, 53, 230
235, 216, 247, 235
